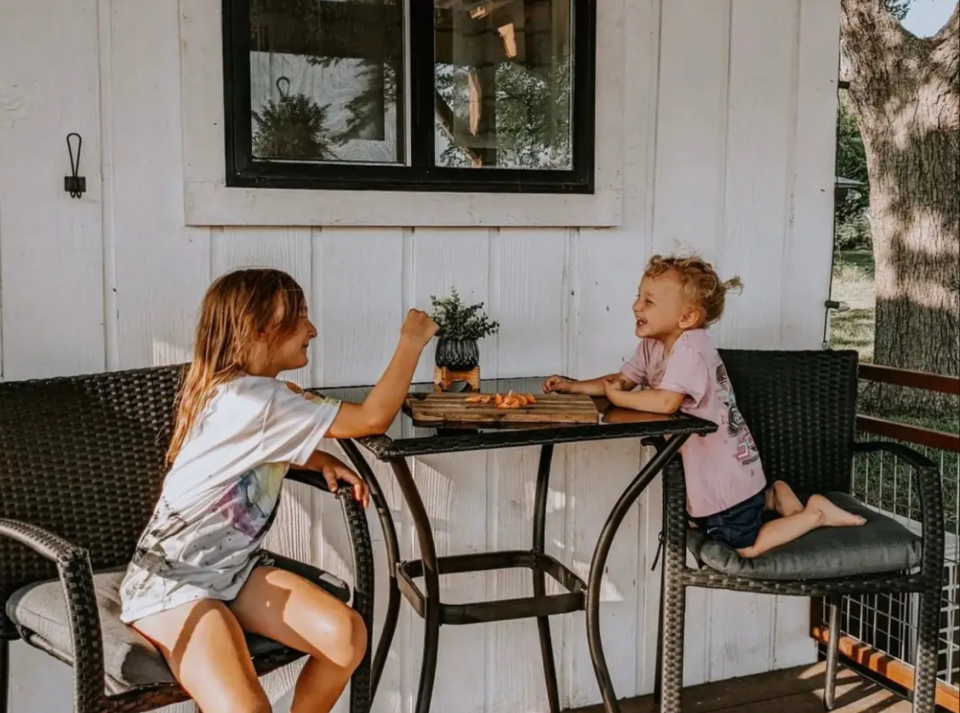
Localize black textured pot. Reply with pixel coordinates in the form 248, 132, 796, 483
435, 338, 480, 371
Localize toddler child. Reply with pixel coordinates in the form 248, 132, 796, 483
543, 255, 864, 559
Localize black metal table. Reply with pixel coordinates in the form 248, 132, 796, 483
315, 377, 717, 713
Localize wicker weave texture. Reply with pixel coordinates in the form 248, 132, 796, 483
0, 365, 184, 638
717, 348, 859, 495
1, 366, 376, 713
657, 349, 944, 713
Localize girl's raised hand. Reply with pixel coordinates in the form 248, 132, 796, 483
401, 309, 439, 347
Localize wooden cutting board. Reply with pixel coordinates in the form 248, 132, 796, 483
404, 392, 600, 425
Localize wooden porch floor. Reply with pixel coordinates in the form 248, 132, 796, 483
568, 662, 912, 712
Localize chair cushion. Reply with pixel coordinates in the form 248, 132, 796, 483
6, 551, 350, 696
687, 492, 923, 580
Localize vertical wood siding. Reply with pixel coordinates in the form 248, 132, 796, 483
0, 1, 840, 710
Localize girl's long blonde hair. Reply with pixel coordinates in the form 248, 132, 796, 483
167, 268, 307, 464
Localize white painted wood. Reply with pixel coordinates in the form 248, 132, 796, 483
312, 228, 406, 387
485, 446, 568, 711
773, 0, 842, 672
563, 440, 645, 709
707, 0, 802, 683
209, 227, 314, 386
410, 228, 493, 383
650, 0, 733, 688
652, 0, 732, 259
178, 0, 623, 228
0, 0, 105, 381
310, 228, 408, 711
780, 0, 842, 353
405, 229, 493, 712
107, 0, 210, 371
184, 180, 623, 229
493, 229, 569, 379
0, 0, 846, 709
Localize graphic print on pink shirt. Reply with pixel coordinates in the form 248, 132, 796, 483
715, 362, 760, 466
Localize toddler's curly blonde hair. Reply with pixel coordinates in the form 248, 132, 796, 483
644, 254, 743, 326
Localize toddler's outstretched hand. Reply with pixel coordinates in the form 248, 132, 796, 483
542, 375, 573, 393
401, 309, 439, 347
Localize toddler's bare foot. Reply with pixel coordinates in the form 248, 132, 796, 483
808, 494, 867, 528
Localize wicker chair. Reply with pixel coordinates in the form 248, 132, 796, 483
0, 365, 374, 713
653, 349, 944, 713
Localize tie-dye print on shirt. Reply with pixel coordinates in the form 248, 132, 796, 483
119, 377, 340, 623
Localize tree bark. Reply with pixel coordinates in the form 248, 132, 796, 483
840, 0, 959, 415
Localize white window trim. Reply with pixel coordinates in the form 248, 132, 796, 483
179, 0, 625, 227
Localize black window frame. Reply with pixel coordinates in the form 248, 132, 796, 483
222, 0, 596, 194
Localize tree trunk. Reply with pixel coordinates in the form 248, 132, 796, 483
841, 0, 959, 415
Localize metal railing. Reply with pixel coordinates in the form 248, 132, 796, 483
815, 363, 960, 710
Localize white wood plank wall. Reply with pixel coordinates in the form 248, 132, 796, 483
0, 1, 840, 711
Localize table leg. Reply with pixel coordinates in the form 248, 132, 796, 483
389, 457, 443, 713
341, 440, 402, 702
586, 435, 689, 713
533, 444, 561, 713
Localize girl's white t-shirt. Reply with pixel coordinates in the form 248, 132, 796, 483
119, 376, 341, 623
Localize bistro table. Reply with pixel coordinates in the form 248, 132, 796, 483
315, 377, 717, 713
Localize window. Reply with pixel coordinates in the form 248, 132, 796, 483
222, 0, 596, 193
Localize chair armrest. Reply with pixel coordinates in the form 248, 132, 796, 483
854, 440, 937, 470
0, 519, 106, 709
285, 468, 374, 607
0, 518, 84, 561
285, 471, 374, 604
287, 467, 334, 493
285, 468, 375, 712
853, 440, 945, 579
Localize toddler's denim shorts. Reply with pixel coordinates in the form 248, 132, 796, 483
696, 490, 766, 549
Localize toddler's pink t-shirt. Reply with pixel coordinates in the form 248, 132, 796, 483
619, 329, 766, 517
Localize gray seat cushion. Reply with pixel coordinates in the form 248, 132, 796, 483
687, 492, 923, 580
6, 551, 350, 695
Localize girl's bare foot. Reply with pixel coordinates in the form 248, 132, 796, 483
807, 494, 867, 527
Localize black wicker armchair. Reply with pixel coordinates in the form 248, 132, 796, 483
653, 349, 944, 713
0, 365, 374, 713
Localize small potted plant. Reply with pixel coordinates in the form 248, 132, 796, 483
429, 288, 500, 371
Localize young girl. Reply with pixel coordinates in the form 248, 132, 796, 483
119, 268, 438, 713
543, 254, 865, 559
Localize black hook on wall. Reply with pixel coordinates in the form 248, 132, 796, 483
64, 132, 86, 199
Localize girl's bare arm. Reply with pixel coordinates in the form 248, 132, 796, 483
327, 311, 438, 438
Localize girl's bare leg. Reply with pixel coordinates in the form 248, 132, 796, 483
132, 600, 270, 713
230, 567, 367, 713
739, 494, 866, 559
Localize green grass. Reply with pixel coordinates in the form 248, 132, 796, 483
830, 250, 877, 363
832, 250, 959, 529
